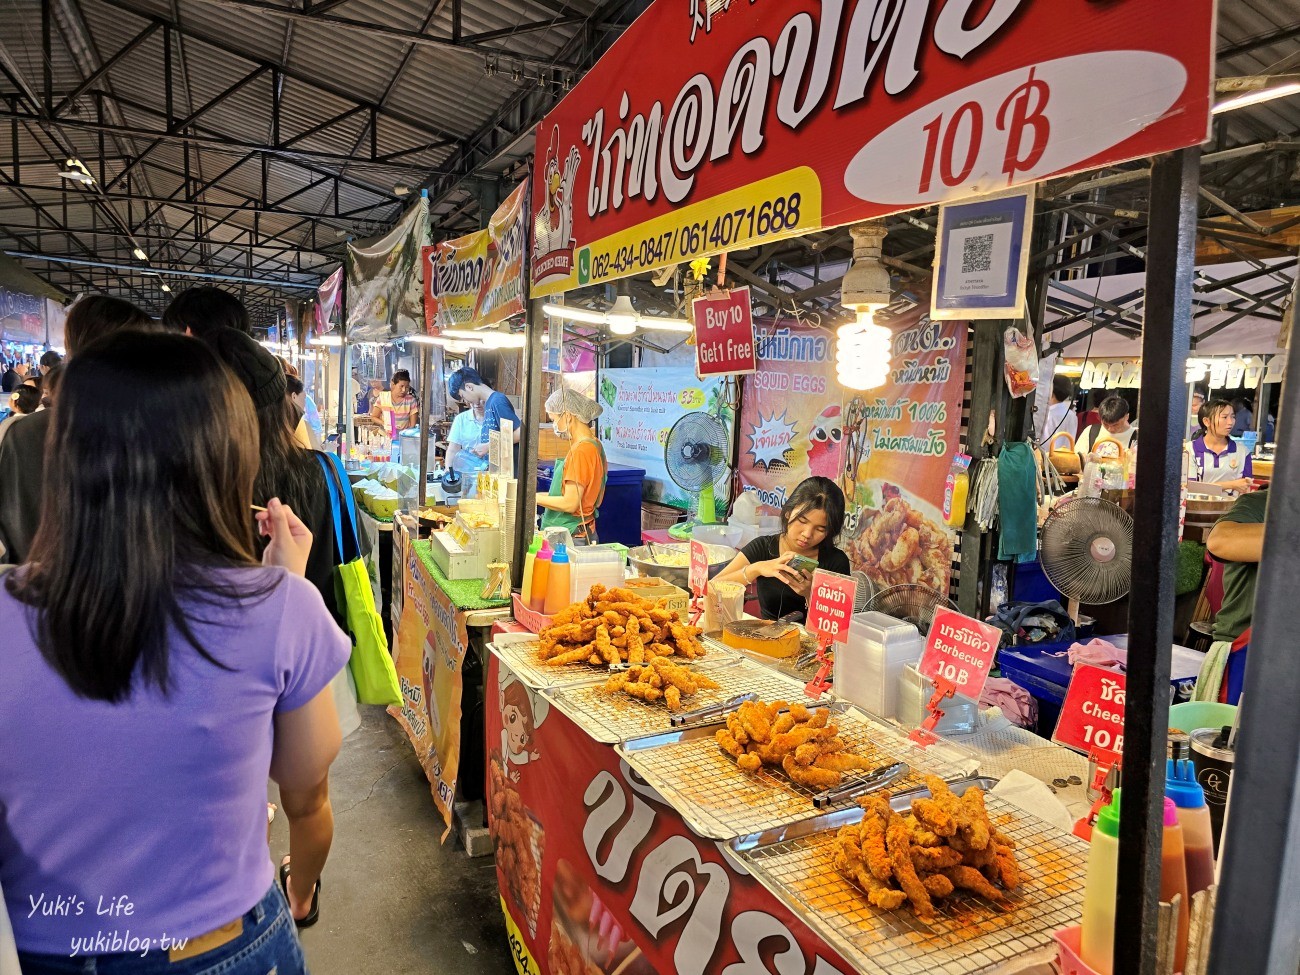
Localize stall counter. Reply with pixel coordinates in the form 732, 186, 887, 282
387, 518, 510, 848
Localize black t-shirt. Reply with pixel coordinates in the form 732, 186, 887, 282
739, 534, 852, 621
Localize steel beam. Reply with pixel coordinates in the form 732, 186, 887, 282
51, 22, 160, 117
1116, 148, 1199, 975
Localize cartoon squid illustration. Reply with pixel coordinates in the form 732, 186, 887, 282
806, 404, 844, 480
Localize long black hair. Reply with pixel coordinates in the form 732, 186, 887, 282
782, 476, 847, 550
251, 393, 319, 518
7, 331, 268, 702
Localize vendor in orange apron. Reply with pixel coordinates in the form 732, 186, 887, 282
537, 387, 607, 544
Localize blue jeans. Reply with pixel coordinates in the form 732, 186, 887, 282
17, 885, 308, 975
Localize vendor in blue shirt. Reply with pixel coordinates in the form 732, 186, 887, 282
1188, 398, 1255, 494
447, 366, 520, 468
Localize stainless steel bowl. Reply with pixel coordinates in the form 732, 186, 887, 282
626, 543, 737, 589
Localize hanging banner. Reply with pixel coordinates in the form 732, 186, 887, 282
529, 0, 1214, 298
0, 288, 46, 344
736, 320, 845, 510
694, 286, 757, 377
487, 654, 854, 975
841, 310, 967, 595
479, 182, 529, 327
315, 267, 343, 335
347, 197, 428, 341
426, 231, 491, 333
389, 544, 469, 839
597, 367, 730, 509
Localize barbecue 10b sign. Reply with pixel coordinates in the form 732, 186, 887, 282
530, 0, 1213, 297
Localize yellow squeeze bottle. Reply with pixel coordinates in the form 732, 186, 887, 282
944, 453, 972, 528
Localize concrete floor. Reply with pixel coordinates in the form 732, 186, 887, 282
269, 708, 514, 975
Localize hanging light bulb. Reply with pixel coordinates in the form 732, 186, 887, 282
837, 218, 892, 390
605, 295, 639, 335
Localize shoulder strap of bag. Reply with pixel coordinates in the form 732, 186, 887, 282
315, 452, 361, 564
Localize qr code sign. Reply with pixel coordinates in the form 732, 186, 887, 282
961, 232, 995, 274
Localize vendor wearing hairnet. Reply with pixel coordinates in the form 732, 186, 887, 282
537, 387, 607, 544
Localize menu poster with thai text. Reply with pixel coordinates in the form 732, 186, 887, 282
736, 320, 845, 511
597, 368, 730, 509
841, 309, 967, 595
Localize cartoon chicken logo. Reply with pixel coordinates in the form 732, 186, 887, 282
806, 405, 844, 480
533, 126, 582, 284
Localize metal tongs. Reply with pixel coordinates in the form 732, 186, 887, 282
670, 692, 757, 727
812, 761, 910, 809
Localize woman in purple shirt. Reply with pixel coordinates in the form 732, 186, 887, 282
0, 331, 350, 974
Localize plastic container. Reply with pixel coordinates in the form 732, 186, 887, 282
569, 544, 627, 602
1168, 701, 1236, 735
1167, 756, 1215, 896
1054, 926, 1104, 975
1160, 798, 1189, 974
1080, 789, 1121, 975
529, 542, 553, 611
520, 534, 543, 609
897, 663, 980, 734
840, 612, 923, 720
691, 523, 744, 548
544, 543, 572, 616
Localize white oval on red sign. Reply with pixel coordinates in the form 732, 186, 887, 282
844, 51, 1189, 206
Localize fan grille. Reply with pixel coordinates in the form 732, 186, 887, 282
1040, 497, 1134, 605
863, 584, 955, 632
665, 413, 730, 492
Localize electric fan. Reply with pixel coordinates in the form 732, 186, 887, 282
852, 570, 875, 614
863, 584, 955, 633
664, 412, 731, 541
1039, 496, 1133, 621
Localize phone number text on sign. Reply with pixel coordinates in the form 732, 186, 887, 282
918, 608, 999, 701
576, 169, 821, 287
1053, 664, 1126, 763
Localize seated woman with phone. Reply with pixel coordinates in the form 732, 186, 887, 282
714, 476, 851, 622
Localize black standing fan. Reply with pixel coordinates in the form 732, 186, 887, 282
1039, 496, 1133, 621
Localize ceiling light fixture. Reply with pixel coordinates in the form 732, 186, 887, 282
133, 247, 148, 261
160, 283, 171, 293
838, 218, 893, 390
309, 335, 344, 347
1212, 77, 1300, 114
543, 295, 692, 335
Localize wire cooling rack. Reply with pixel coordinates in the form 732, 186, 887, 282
616, 704, 973, 839
542, 657, 814, 744
488, 634, 739, 690
728, 783, 1087, 975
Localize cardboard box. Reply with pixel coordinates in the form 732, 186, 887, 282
624, 578, 690, 621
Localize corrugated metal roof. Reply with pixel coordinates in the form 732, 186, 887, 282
1, 0, 1297, 320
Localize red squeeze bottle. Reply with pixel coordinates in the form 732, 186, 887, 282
1160, 797, 1190, 974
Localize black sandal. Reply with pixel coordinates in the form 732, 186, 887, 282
279, 860, 321, 929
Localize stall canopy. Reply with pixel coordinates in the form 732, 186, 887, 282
1045, 257, 1296, 357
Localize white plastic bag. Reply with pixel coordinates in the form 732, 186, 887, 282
1003, 327, 1040, 399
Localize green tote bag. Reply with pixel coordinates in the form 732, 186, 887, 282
317, 453, 402, 707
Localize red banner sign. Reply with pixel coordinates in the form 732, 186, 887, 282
689, 539, 709, 598
805, 569, 856, 647
529, 1, 1213, 297
694, 286, 757, 377
487, 653, 853, 974
1053, 664, 1126, 764
918, 608, 999, 701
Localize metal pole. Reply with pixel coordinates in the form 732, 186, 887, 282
418, 342, 432, 507
1115, 147, 1199, 975
513, 296, 545, 587
1208, 268, 1300, 975
336, 251, 350, 452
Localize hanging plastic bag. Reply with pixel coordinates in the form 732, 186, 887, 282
1003, 327, 1040, 399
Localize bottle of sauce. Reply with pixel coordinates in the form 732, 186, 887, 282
1160, 797, 1190, 974
520, 533, 543, 607
1167, 754, 1215, 897
529, 541, 553, 611
1080, 790, 1122, 975
544, 543, 571, 616
943, 453, 971, 528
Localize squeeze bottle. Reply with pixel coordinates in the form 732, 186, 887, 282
1160, 798, 1190, 974
1080, 789, 1121, 975
544, 543, 572, 616
529, 542, 553, 611
1167, 756, 1215, 896
520, 534, 543, 606
943, 453, 972, 528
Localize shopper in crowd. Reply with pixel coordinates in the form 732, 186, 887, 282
0, 295, 155, 564
1039, 374, 1077, 441
1076, 394, 1137, 462
714, 476, 851, 622
370, 368, 420, 436
1188, 398, 1255, 494
1, 359, 27, 392
448, 366, 521, 459
445, 392, 488, 491
37, 363, 61, 409
162, 284, 254, 340
537, 388, 607, 544
1230, 396, 1254, 438
1, 330, 347, 973
0, 383, 41, 448
37, 349, 61, 376
286, 374, 322, 450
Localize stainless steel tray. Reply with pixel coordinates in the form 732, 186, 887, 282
726, 778, 1087, 975
615, 702, 974, 840
541, 656, 812, 744
488, 633, 739, 691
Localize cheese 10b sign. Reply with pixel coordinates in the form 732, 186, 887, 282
1053, 664, 1126, 764
694, 286, 757, 378
919, 608, 999, 701
805, 570, 857, 647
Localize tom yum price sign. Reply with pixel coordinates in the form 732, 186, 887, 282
1053, 664, 1126, 766
805, 569, 857, 648
918, 608, 999, 701
694, 286, 757, 377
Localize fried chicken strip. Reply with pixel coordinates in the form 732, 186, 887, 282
886, 814, 935, 920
